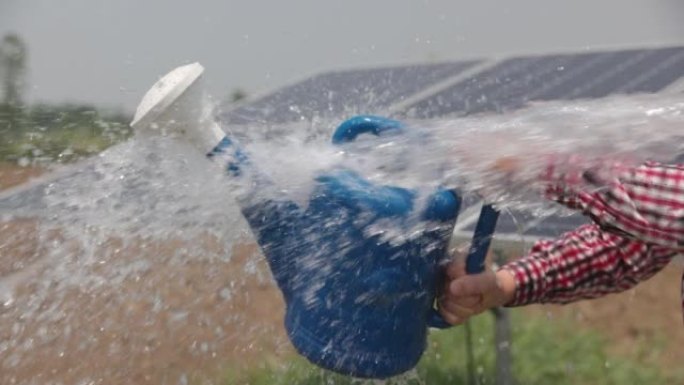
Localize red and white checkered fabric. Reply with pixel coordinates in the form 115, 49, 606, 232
501, 161, 684, 321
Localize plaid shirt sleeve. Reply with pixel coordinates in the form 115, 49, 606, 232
501, 161, 684, 306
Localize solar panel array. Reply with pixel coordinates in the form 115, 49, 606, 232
221, 46, 684, 125
405, 46, 684, 119
220, 45, 684, 240
3, 46, 684, 240
223, 61, 480, 125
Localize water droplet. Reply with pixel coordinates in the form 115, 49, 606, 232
219, 287, 232, 301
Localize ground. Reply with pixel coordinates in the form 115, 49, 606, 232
493, 239, 683, 369
0, 164, 682, 384
526, 262, 683, 368
0, 163, 44, 191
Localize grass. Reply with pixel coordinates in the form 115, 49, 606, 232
217, 311, 680, 385
1, 103, 678, 384
0, 103, 131, 164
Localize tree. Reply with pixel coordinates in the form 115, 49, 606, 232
230, 88, 247, 103
0, 33, 28, 107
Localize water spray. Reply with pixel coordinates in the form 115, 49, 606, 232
130, 63, 500, 379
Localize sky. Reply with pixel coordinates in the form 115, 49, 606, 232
1, 0, 683, 113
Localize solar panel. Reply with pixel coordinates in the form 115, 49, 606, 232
5, 46, 684, 240
555, 47, 684, 99
618, 48, 684, 94
395, 47, 683, 238
220, 61, 480, 125
401, 54, 589, 118
402, 46, 684, 119
528, 50, 644, 100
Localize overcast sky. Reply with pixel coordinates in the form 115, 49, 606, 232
1, 0, 683, 113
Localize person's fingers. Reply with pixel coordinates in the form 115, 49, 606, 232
455, 294, 483, 308
439, 299, 478, 319
492, 156, 521, 174
438, 296, 484, 325
445, 261, 465, 280
438, 306, 464, 326
449, 273, 498, 298
440, 280, 452, 301
439, 288, 482, 308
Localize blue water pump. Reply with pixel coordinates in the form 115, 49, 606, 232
211, 116, 499, 379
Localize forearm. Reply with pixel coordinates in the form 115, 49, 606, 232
498, 224, 676, 306
542, 161, 684, 249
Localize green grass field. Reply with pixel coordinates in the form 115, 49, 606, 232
218, 311, 681, 385
0, 103, 131, 164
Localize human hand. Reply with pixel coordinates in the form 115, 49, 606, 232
491, 156, 521, 175
437, 259, 517, 325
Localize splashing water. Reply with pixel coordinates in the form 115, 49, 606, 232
0, 92, 682, 384
223, 93, 684, 218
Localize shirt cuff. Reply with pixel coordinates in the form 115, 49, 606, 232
499, 256, 548, 307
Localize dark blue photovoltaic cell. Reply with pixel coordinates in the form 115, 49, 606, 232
402, 52, 603, 118
550, 47, 684, 99
403, 46, 684, 119
525, 50, 638, 100
619, 48, 684, 94
220, 61, 479, 125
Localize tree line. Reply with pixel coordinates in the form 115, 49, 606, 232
0, 33, 130, 164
